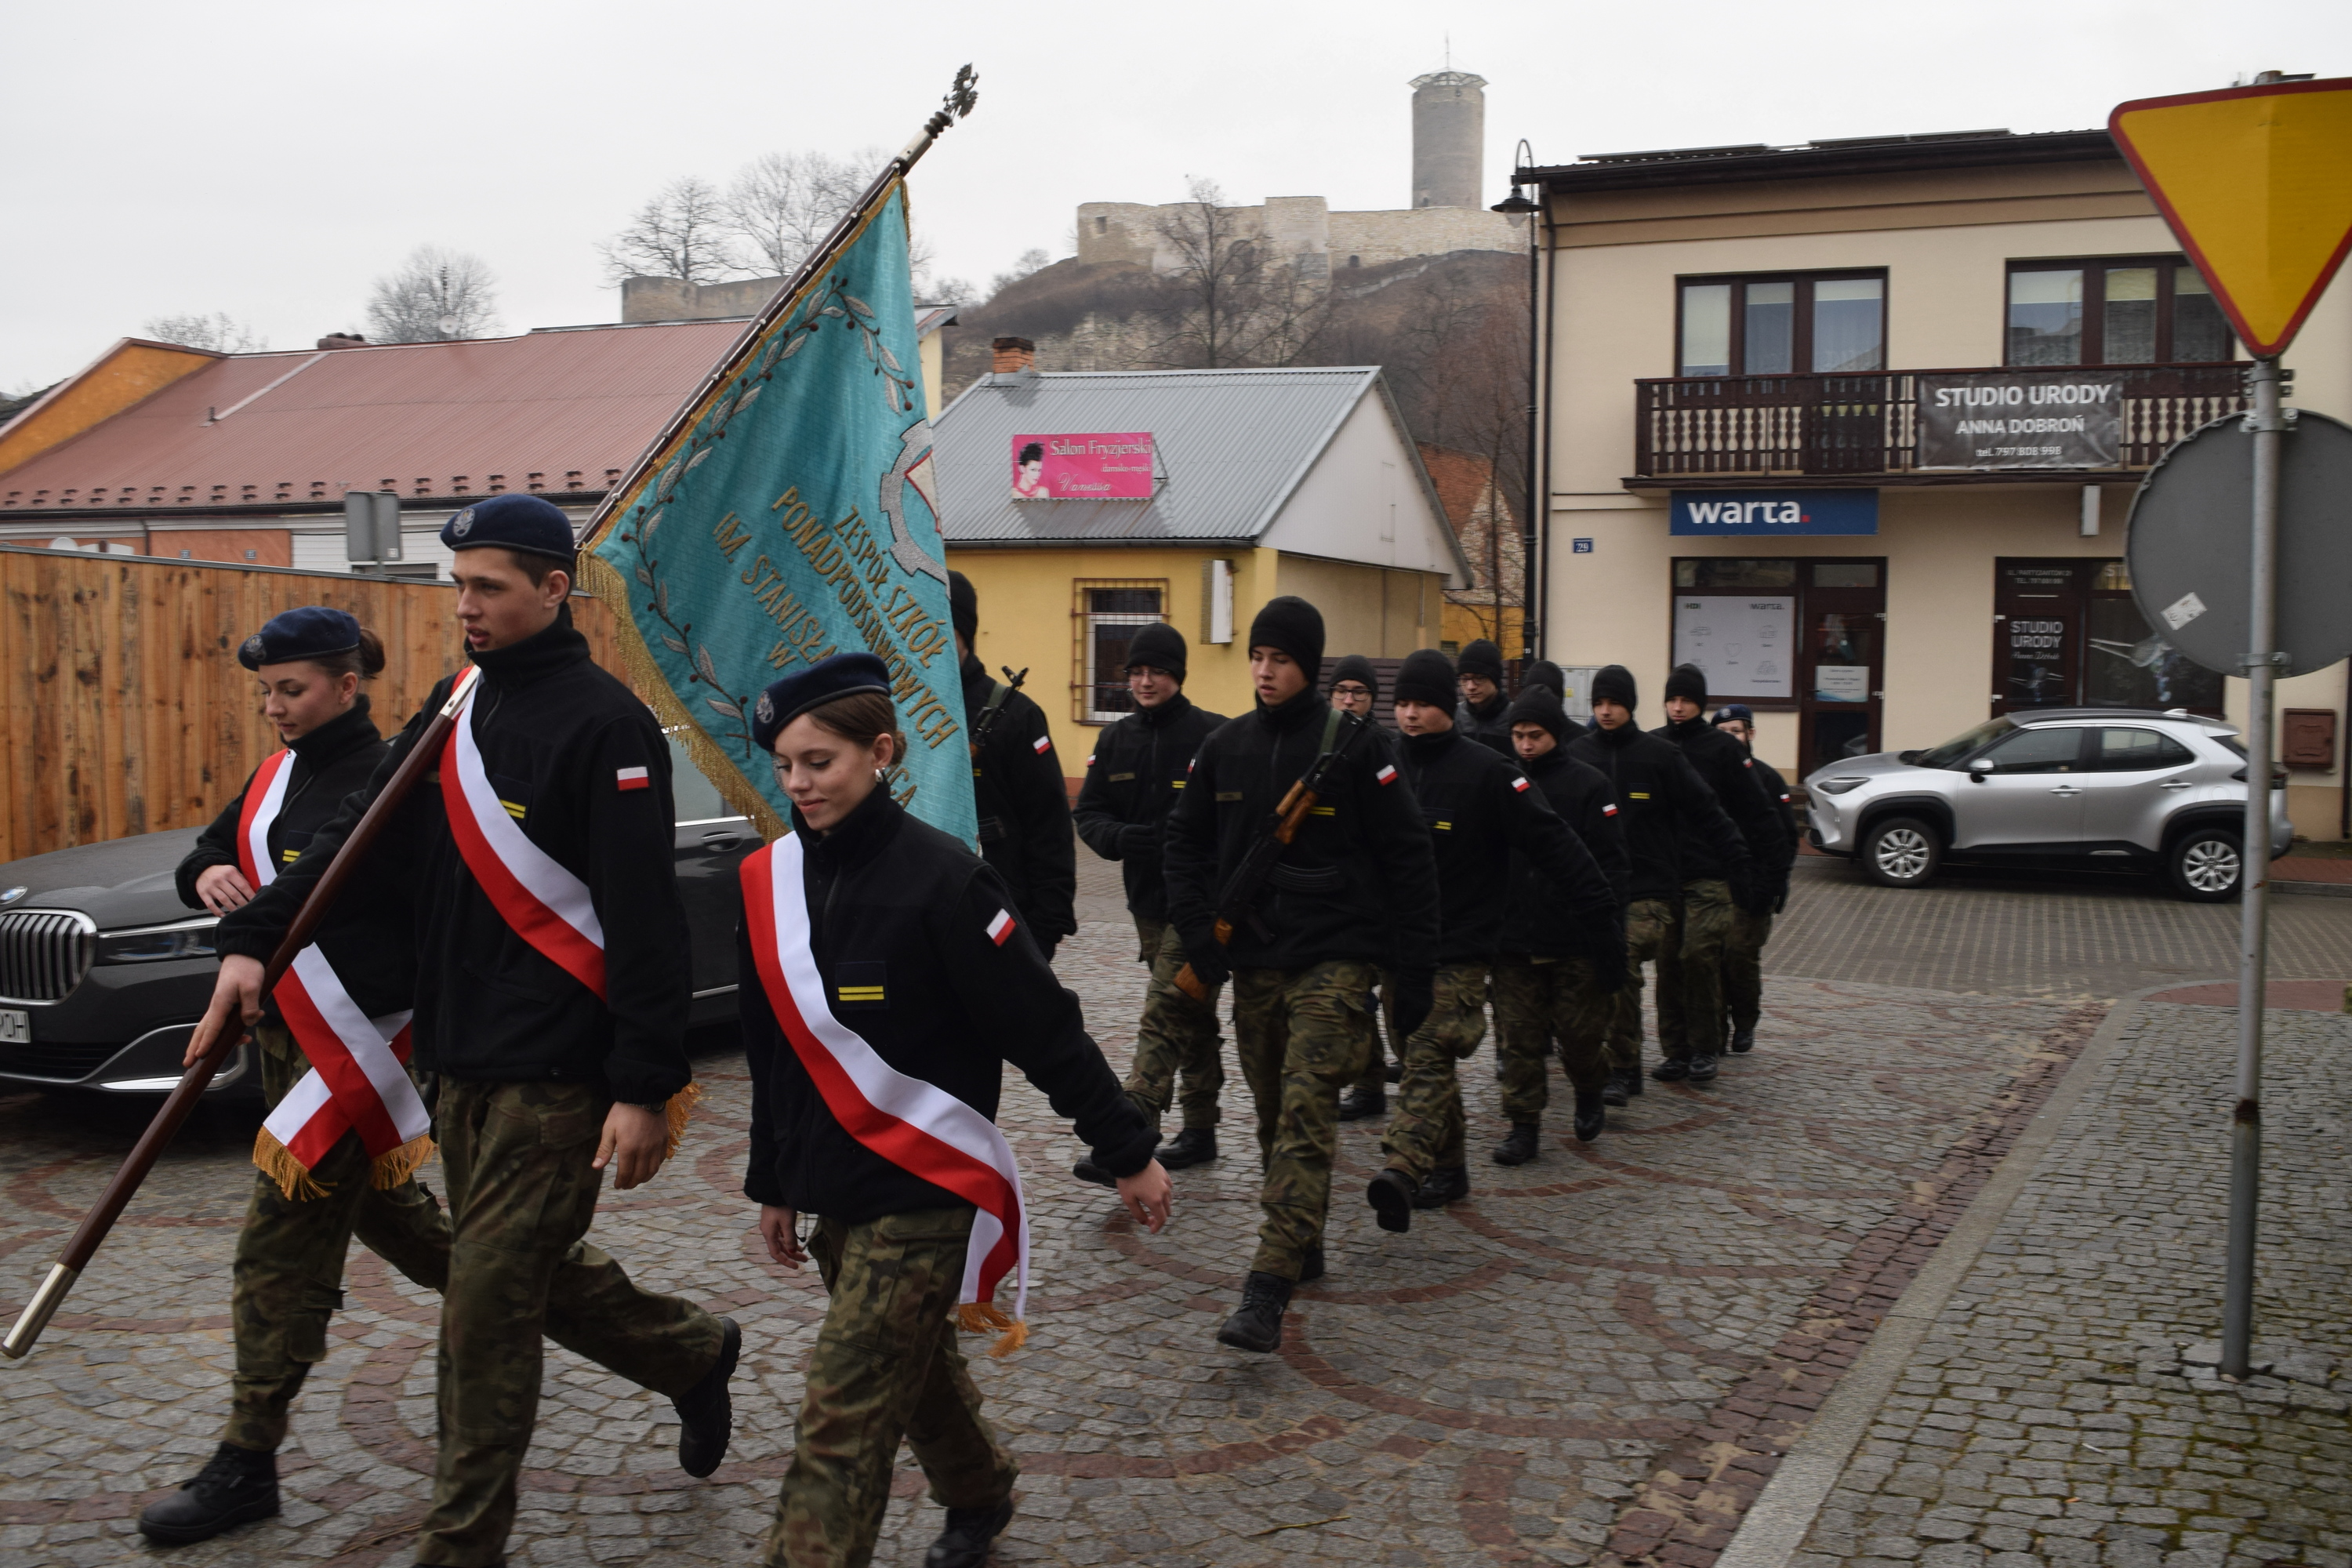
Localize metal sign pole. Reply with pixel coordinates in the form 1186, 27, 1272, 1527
2222, 354, 2284, 1380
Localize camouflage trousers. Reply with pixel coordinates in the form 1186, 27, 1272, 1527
763, 1207, 1019, 1568
1379, 961, 1490, 1183
1231, 960, 1377, 1283
1609, 898, 1680, 1074
1349, 972, 1403, 1094
416, 1079, 727, 1567
1490, 955, 1618, 1120
1657, 879, 1734, 1061
1723, 907, 1773, 1033
1123, 916, 1226, 1134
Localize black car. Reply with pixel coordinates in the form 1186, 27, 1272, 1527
0, 734, 756, 1101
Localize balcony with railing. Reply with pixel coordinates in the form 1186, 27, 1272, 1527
1630, 363, 2246, 485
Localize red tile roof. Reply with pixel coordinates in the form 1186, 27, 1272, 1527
0, 321, 743, 510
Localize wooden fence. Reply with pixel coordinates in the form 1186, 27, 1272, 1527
0, 546, 626, 865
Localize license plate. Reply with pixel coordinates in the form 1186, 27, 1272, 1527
0, 1009, 27, 1045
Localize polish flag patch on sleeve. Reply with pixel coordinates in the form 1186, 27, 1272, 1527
986, 909, 1016, 946
1603, 803, 1620, 816
615, 766, 651, 792
1033, 735, 1052, 755
1376, 764, 1398, 786
1512, 775, 1531, 793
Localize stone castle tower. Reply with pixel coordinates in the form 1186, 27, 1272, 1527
1410, 71, 1486, 210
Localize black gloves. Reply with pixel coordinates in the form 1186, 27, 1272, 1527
1392, 967, 1437, 1041
1182, 938, 1231, 993
1730, 868, 1774, 918
1118, 823, 1160, 858
1037, 934, 1061, 964
1593, 931, 1631, 995
1773, 873, 1790, 916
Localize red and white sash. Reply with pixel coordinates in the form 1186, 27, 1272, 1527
741, 836, 1031, 1353
241, 749, 433, 1200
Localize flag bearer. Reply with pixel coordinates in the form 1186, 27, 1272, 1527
950, 571, 1077, 958
200, 495, 740, 1568
739, 652, 1168, 1568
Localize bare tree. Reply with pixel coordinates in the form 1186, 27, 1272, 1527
724, 151, 866, 277
601, 176, 739, 285
1147, 179, 1327, 369
143, 312, 268, 353
987, 249, 1053, 300
365, 247, 502, 343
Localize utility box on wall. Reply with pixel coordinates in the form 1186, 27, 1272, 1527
2281, 708, 2338, 769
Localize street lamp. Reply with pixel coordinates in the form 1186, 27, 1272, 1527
1493, 141, 1541, 663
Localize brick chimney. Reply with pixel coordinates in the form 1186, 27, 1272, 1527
990, 336, 1036, 375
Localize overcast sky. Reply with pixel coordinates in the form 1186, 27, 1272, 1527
5, 0, 2347, 390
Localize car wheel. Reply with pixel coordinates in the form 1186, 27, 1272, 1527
2167, 827, 2241, 902
1860, 817, 1940, 888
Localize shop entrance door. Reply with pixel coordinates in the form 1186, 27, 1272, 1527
1796, 560, 1887, 776
1992, 560, 2223, 717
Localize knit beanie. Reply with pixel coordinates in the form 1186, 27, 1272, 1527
1328, 653, 1380, 702
1664, 662, 1708, 706
1457, 638, 1504, 682
1393, 648, 1457, 710
1124, 621, 1188, 681
948, 570, 978, 648
1504, 683, 1570, 743
1246, 596, 1325, 683
1523, 660, 1564, 697
1591, 663, 1638, 711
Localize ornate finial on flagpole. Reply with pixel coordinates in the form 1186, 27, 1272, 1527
899, 64, 980, 169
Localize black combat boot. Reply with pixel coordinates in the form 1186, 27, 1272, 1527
1687, 1052, 1719, 1083
1573, 1091, 1606, 1143
1600, 1075, 1628, 1108
1337, 1085, 1386, 1122
1366, 1167, 1415, 1232
1299, 1242, 1326, 1283
1071, 1156, 1116, 1188
136, 1442, 280, 1544
1651, 1056, 1691, 1082
673, 1316, 740, 1478
1492, 1122, 1541, 1167
1729, 1028, 1756, 1054
1155, 1127, 1218, 1170
1215, 1272, 1293, 1353
1412, 1164, 1470, 1209
924, 1496, 1014, 1568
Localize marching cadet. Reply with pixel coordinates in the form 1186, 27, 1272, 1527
951, 572, 1077, 959
1327, 653, 1402, 1123
1453, 637, 1515, 754
1565, 666, 1751, 1096
200, 495, 739, 1568
1489, 682, 1630, 1162
1367, 651, 1618, 1225
738, 652, 1167, 1568
1712, 703, 1799, 1054
1519, 659, 1571, 704
1163, 597, 1439, 1352
1071, 621, 1229, 1171
1653, 665, 1787, 1079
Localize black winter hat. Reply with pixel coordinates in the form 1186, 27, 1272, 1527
1247, 596, 1325, 683
238, 605, 362, 670
1457, 638, 1505, 682
1591, 663, 1638, 711
948, 571, 978, 648
1328, 653, 1379, 702
1523, 660, 1565, 697
440, 492, 576, 563
1505, 683, 1570, 743
1393, 648, 1457, 710
1124, 621, 1187, 681
1664, 662, 1708, 706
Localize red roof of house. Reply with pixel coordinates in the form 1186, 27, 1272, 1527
1, 321, 743, 511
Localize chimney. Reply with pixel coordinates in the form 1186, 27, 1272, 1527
317, 332, 368, 350
991, 336, 1036, 375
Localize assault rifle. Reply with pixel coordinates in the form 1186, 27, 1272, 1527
1173, 710, 1374, 1001
967, 665, 1029, 758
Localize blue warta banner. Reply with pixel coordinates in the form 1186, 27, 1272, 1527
582, 183, 976, 848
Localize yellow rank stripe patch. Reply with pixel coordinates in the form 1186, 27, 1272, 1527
1435, 821, 1452, 830
1628, 792, 1652, 800
279, 848, 299, 863
500, 800, 526, 819
1309, 805, 1336, 816
836, 985, 885, 1001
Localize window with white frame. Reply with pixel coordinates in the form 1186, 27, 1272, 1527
1076, 582, 1167, 723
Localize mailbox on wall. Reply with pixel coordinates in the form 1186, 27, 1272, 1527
2281, 709, 2338, 770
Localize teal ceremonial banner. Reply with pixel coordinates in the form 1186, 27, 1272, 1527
581, 183, 975, 847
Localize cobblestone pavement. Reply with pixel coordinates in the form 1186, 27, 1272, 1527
1781, 1002, 2352, 1568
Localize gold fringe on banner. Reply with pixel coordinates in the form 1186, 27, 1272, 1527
954, 1301, 1029, 1358
663, 1081, 705, 1161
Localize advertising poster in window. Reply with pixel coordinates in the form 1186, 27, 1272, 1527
1011, 432, 1156, 499
1916, 372, 2122, 469
1672, 596, 1794, 699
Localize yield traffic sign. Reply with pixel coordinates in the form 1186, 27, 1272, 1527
2110, 78, 2352, 357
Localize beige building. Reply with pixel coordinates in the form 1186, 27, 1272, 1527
1523, 127, 2349, 840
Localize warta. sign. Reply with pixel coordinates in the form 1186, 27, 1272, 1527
1010, 432, 1156, 499
1669, 488, 1878, 535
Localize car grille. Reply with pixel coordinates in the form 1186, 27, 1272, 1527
0, 910, 96, 1003
0, 1039, 115, 1082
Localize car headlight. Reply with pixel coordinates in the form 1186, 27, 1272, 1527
95, 917, 219, 964
1813, 776, 1870, 796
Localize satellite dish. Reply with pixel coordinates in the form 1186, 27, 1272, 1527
436, 314, 461, 336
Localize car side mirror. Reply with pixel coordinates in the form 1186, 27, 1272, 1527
1967, 760, 1991, 782
1898, 750, 1921, 764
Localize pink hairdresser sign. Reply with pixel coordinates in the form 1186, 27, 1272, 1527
1010, 432, 1156, 499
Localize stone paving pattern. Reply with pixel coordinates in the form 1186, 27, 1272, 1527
1786, 1004, 2352, 1568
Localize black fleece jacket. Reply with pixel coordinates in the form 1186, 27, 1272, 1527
1163, 688, 1440, 973
1071, 692, 1225, 922
1454, 691, 1515, 756
739, 787, 1154, 1219
1565, 721, 1748, 905
961, 654, 1076, 944
176, 699, 408, 1022
216, 617, 695, 1104
1501, 744, 1632, 960
1398, 728, 1619, 964
1653, 716, 1791, 887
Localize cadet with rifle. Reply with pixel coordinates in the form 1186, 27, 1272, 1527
951, 572, 1076, 958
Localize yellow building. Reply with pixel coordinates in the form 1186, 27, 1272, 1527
931, 347, 1470, 735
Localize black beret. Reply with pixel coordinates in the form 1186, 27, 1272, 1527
949, 570, 978, 647
1246, 596, 1324, 683
1393, 648, 1456, 710
440, 493, 576, 563
1505, 683, 1570, 742
238, 605, 361, 671
1711, 703, 1755, 727
1457, 638, 1504, 681
1591, 663, 1637, 711
1124, 621, 1187, 681
751, 652, 893, 751
1328, 653, 1379, 702
1664, 662, 1708, 706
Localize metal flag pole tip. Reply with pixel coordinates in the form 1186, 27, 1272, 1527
3, 1263, 79, 1359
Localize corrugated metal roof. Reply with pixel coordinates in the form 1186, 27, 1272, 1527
0, 321, 742, 510
931, 366, 1385, 543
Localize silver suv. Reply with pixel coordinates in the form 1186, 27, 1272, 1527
1803, 709, 2292, 901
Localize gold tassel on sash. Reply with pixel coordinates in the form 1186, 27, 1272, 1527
663, 1081, 704, 1160
252, 1126, 438, 1201
371, 1131, 437, 1190
954, 1301, 1029, 1358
